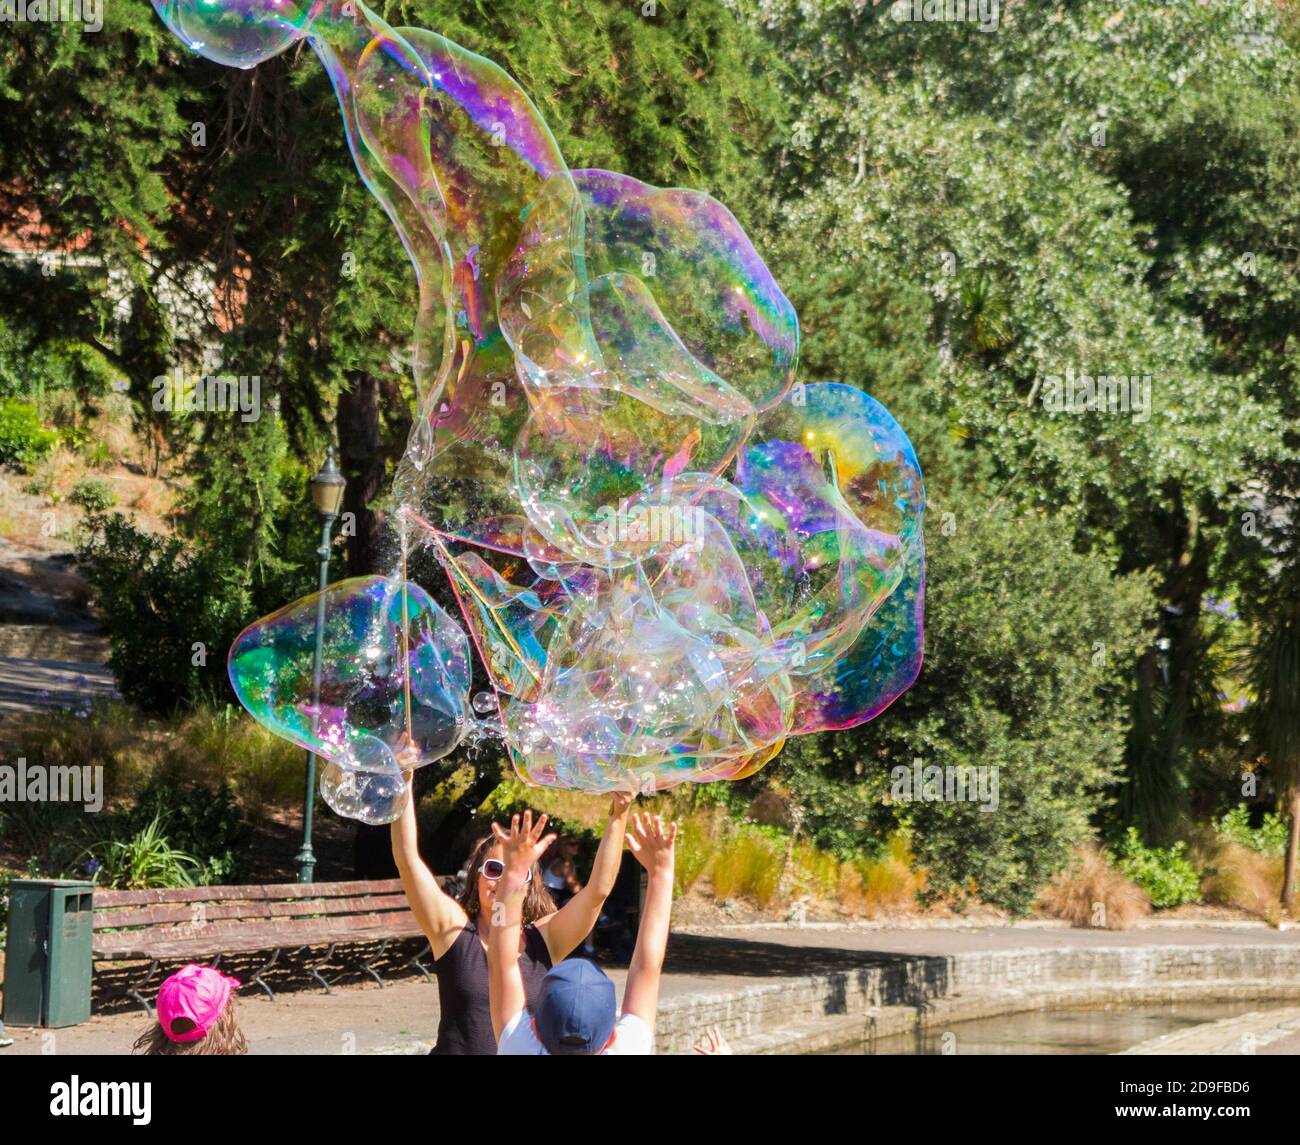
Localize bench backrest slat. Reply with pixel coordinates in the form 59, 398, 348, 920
93, 910, 421, 953
88, 878, 435, 960
93, 892, 413, 931
92, 879, 406, 908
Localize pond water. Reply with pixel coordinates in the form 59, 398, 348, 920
820, 1000, 1283, 1055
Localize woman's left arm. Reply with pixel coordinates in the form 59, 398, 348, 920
539, 791, 633, 960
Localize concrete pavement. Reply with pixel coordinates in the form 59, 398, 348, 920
3, 922, 1300, 1056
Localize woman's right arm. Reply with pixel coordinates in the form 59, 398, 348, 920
391, 774, 467, 959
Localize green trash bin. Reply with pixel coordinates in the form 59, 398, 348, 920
2, 879, 95, 1028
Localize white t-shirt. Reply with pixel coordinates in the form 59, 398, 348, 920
498, 1009, 654, 1055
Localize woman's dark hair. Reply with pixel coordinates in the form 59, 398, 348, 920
132, 1000, 248, 1056
458, 834, 557, 924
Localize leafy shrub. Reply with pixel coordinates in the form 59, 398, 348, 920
69, 477, 116, 512
127, 777, 252, 885
59, 425, 91, 450
1216, 805, 1289, 856
81, 439, 113, 469
777, 495, 1154, 917
76, 513, 257, 712
76, 417, 317, 713
1111, 827, 1202, 909
0, 399, 57, 468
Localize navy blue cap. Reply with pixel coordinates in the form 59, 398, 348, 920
534, 959, 617, 1055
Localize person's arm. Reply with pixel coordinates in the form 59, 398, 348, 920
390, 768, 466, 959
488, 811, 556, 1041
538, 791, 633, 960
619, 811, 677, 1027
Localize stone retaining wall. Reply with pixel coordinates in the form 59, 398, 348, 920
948, 945, 1300, 989
654, 944, 1300, 1055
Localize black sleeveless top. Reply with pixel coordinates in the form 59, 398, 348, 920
430, 920, 553, 1055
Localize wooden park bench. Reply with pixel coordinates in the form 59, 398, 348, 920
92, 878, 434, 1013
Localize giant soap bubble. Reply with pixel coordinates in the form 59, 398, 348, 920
160, 0, 926, 809
228, 576, 472, 822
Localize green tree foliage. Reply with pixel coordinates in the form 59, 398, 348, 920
745, 0, 1299, 871
77, 414, 317, 711
15, 0, 783, 701
1112, 827, 1202, 910
779, 492, 1152, 915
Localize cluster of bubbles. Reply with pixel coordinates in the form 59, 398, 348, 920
164, 0, 925, 819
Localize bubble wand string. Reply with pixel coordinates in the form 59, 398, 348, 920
425, 528, 543, 688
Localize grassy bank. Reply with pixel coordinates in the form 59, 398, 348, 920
2, 704, 1294, 949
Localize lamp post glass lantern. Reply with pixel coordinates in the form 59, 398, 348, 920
297, 446, 346, 883
311, 448, 347, 518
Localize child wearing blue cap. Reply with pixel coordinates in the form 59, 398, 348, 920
489, 808, 676, 1055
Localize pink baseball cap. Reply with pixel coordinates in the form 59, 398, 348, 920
157, 964, 241, 1043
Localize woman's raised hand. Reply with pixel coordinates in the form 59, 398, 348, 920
393, 734, 423, 775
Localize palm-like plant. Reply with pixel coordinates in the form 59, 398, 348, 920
956, 270, 1015, 354
82, 812, 201, 890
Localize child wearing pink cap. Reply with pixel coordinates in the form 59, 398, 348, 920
132, 964, 248, 1055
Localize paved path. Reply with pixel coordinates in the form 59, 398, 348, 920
1118, 1007, 1300, 1056
4, 923, 1299, 1056
0, 537, 117, 716
0, 654, 119, 716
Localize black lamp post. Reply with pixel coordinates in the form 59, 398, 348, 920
296, 446, 346, 884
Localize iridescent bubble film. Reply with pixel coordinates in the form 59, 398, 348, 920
152, 0, 322, 69
228, 575, 472, 777
162, 0, 926, 806
319, 740, 409, 827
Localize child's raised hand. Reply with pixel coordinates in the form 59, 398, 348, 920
692, 1025, 733, 1055
626, 811, 677, 875
608, 789, 635, 820
491, 811, 556, 883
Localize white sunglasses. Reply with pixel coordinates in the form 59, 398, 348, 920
480, 859, 532, 883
